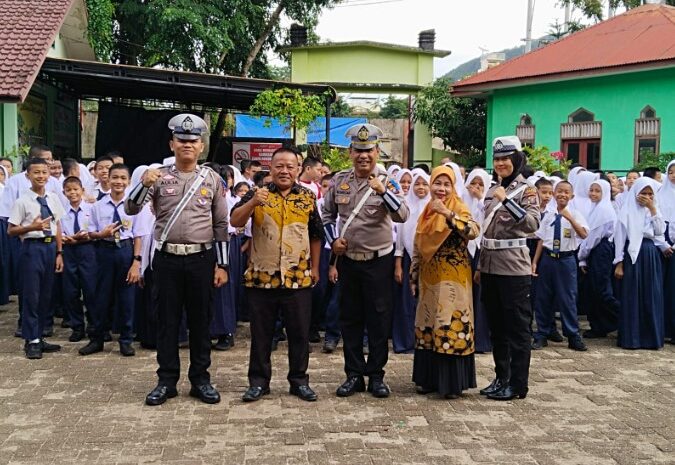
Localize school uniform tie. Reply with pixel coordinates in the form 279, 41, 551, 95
36, 196, 53, 236
111, 202, 124, 247
72, 208, 81, 234
551, 213, 562, 255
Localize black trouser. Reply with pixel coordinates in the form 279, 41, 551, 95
481, 273, 532, 392
338, 253, 393, 381
153, 248, 215, 387
246, 288, 312, 389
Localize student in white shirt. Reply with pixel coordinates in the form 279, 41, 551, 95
7, 159, 65, 359
531, 181, 589, 351
614, 176, 667, 349
578, 179, 619, 339
657, 160, 675, 343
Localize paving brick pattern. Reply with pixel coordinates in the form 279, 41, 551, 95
0, 303, 673, 465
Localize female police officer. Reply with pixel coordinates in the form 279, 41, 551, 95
478, 136, 540, 401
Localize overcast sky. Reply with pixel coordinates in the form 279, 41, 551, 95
308, 0, 615, 78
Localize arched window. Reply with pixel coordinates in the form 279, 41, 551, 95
635, 106, 660, 165
568, 108, 594, 123
516, 113, 535, 147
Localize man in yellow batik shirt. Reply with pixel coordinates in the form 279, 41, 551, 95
231, 146, 324, 403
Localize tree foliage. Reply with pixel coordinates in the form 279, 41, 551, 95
85, 0, 339, 78
249, 88, 327, 141
414, 78, 487, 155
330, 97, 353, 117
560, 0, 675, 22
379, 96, 408, 119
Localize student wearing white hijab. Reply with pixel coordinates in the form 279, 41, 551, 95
571, 171, 600, 221
464, 168, 492, 353
657, 160, 675, 343
613, 176, 666, 349
443, 161, 467, 199
387, 164, 401, 178
577, 179, 619, 338
392, 171, 429, 353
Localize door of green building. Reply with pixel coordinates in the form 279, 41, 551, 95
563, 139, 601, 170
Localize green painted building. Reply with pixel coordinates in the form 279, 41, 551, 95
283, 28, 450, 166
453, 4, 675, 172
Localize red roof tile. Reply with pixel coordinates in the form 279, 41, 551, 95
453, 4, 675, 94
0, 0, 75, 103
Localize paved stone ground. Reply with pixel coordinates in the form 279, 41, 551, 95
0, 301, 673, 465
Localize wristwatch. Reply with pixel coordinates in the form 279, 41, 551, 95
133, 255, 142, 262
217, 264, 229, 271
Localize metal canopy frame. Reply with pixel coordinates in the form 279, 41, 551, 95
39, 57, 337, 145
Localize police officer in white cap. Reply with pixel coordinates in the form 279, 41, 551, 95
478, 135, 540, 401
322, 123, 409, 398
126, 113, 230, 406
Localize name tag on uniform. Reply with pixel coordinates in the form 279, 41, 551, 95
163, 187, 177, 196
336, 195, 350, 205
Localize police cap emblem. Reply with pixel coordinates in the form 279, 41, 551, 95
181, 116, 194, 132
357, 126, 370, 142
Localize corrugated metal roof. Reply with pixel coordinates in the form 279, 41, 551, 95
0, 0, 76, 103
453, 4, 675, 94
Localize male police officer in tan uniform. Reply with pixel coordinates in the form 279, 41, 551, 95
322, 123, 409, 398
478, 136, 540, 401
126, 114, 230, 406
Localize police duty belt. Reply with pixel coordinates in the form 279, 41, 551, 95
329, 173, 389, 266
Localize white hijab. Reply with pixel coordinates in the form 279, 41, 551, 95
443, 162, 467, 198
402, 171, 430, 257
571, 171, 600, 219
617, 176, 662, 264
394, 168, 412, 195
229, 165, 245, 186
568, 166, 586, 189
657, 160, 675, 222
131, 165, 149, 188
464, 168, 491, 257
587, 179, 616, 231
387, 164, 401, 178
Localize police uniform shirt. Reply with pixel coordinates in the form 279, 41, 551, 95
61, 201, 94, 236
479, 174, 540, 275
233, 183, 324, 289
90, 194, 153, 240
536, 208, 588, 252
0, 172, 62, 218
126, 165, 229, 245
321, 166, 409, 253
9, 190, 65, 239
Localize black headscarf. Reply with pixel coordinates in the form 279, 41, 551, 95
493, 151, 527, 187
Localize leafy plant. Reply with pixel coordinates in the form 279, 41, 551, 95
249, 88, 326, 142
633, 151, 674, 172
523, 145, 571, 175
379, 95, 408, 119
319, 142, 351, 172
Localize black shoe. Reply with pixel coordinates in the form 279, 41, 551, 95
487, 385, 528, 401
78, 340, 104, 356
69, 329, 85, 343
532, 337, 548, 350
289, 384, 317, 402
582, 329, 607, 339
242, 386, 270, 402
189, 383, 221, 404
367, 379, 390, 398
103, 332, 113, 342
336, 376, 366, 397
415, 385, 435, 395
547, 330, 564, 343
568, 336, 588, 351
322, 340, 338, 353
213, 334, 234, 351
271, 339, 279, 351
24, 342, 42, 359
119, 343, 135, 356
479, 378, 506, 396
42, 328, 53, 338
145, 385, 177, 406
40, 339, 61, 353
308, 330, 321, 343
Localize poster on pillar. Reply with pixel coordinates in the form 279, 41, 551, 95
232, 142, 283, 169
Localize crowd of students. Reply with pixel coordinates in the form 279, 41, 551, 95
0, 144, 673, 362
